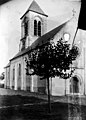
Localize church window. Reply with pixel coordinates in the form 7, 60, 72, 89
34, 20, 37, 36
21, 40, 25, 50
19, 64, 21, 76
8, 71, 9, 80
38, 21, 41, 36
24, 21, 28, 36
34, 19, 41, 36
63, 33, 70, 41
13, 68, 15, 81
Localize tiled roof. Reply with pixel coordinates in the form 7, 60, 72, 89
20, 0, 48, 19
10, 21, 68, 61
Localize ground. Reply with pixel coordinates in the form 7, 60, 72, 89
0, 88, 86, 120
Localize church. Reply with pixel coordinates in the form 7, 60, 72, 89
4, 0, 86, 96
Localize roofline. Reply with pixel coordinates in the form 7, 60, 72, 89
10, 19, 70, 61
20, 10, 48, 19
4, 63, 10, 68
10, 51, 29, 61
10, 42, 49, 61
4, 65, 10, 68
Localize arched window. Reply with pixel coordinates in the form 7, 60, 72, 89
34, 19, 41, 36
21, 40, 25, 51
34, 20, 37, 36
8, 71, 9, 80
19, 64, 21, 76
38, 21, 41, 36
13, 68, 15, 81
25, 21, 28, 36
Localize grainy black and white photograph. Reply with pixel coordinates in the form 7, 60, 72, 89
0, 0, 86, 119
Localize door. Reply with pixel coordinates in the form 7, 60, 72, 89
70, 76, 79, 93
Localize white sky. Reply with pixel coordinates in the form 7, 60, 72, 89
0, 0, 80, 74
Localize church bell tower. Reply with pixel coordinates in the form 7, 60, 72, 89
19, 0, 48, 51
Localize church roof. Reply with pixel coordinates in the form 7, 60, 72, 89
10, 21, 67, 61
4, 62, 10, 68
20, 0, 48, 19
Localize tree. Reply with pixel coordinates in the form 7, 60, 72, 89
25, 38, 79, 113
0, 72, 5, 80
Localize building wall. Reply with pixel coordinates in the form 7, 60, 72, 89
20, 11, 47, 49
9, 55, 26, 90
52, 77, 65, 96
37, 77, 46, 94
5, 53, 46, 92
4, 66, 10, 89
50, 17, 85, 96
4, 5, 86, 96
28, 11, 47, 38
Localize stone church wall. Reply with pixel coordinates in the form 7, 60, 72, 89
50, 17, 85, 96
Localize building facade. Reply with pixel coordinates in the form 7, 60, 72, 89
4, 0, 86, 96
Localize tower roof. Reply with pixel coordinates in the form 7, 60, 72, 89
20, 0, 48, 19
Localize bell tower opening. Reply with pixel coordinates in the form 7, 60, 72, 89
34, 17, 42, 37
19, 0, 48, 51
24, 20, 28, 36
34, 20, 37, 36
38, 21, 41, 36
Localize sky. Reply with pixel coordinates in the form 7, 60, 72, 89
0, 0, 80, 74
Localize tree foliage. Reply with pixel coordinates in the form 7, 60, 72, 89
25, 38, 79, 79
0, 72, 5, 80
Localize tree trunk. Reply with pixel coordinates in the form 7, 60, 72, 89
65, 79, 66, 96
47, 77, 51, 113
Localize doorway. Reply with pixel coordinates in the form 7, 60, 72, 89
70, 76, 79, 93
